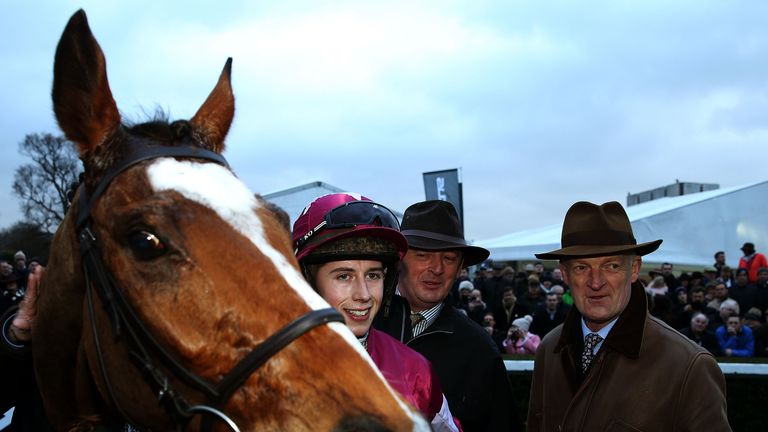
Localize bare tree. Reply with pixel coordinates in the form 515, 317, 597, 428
12, 133, 81, 233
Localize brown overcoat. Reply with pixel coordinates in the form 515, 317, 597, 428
527, 282, 731, 432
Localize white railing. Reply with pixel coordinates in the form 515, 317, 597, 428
504, 359, 768, 375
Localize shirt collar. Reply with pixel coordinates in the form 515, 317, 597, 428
581, 317, 618, 341
581, 317, 618, 354
411, 303, 444, 338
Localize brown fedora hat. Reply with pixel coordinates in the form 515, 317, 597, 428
535, 201, 662, 260
400, 200, 490, 267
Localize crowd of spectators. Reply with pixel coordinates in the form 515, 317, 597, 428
5, 242, 768, 359
448, 242, 768, 358
448, 260, 572, 354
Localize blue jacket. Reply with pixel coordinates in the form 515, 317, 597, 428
716, 324, 755, 357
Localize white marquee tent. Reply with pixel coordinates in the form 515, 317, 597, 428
475, 180, 768, 267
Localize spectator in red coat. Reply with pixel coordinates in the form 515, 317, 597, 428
738, 242, 768, 283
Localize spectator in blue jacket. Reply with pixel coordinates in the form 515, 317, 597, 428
716, 314, 755, 357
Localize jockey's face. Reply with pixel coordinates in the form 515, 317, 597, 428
315, 260, 384, 337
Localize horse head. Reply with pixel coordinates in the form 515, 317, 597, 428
32, 10, 428, 432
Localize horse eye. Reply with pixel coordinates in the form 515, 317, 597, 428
128, 230, 167, 260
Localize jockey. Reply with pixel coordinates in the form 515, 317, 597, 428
293, 193, 461, 431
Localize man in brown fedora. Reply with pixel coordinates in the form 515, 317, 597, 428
527, 201, 730, 431
375, 200, 520, 431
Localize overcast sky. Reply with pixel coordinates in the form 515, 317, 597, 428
1, 1, 767, 242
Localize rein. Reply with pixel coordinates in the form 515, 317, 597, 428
75, 142, 344, 431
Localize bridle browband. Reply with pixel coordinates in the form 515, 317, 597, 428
74, 141, 344, 431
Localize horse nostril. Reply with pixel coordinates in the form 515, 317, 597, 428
333, 415, 393, 432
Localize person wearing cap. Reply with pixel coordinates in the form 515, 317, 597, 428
12, 250, 29, 291
292, 193, 460, 431
13, 251, 26, 267
448, 268, 471, 307
738, 242, 768, 284
374, 200, 518, 432
527, 201, 729, 431
456, 280, 474, 311
502, 315, 539, 355
466, 289, 489, 326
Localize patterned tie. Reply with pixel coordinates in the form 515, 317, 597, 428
410, 313, 424, 326
582, 333, 603, 374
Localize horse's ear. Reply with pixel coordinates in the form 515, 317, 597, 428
190, 58, 234, 154
52, 9, 121, 157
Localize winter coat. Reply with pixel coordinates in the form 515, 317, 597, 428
739, 252, 768, 283
367, 328, 460, 431
503, 332, 540, 355
528, 282, 730, 432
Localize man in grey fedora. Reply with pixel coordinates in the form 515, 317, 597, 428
527, 201, 730, 431
374, 200, 520, 431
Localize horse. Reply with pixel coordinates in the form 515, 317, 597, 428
30, 10, 428, 432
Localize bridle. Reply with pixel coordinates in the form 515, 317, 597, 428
74, 141, 344, 431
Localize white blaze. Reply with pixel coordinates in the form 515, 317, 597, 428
146, 159, 426, 428
147, 158, 326, 309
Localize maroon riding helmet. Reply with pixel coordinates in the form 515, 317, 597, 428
292, 193, 407, 316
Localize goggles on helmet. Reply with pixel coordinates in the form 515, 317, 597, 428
294, 200, 401, 252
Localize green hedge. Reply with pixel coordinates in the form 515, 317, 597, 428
505, 357, 768, 432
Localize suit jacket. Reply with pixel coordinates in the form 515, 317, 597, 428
528, 282, 730, 432
375, 295, 520, 432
